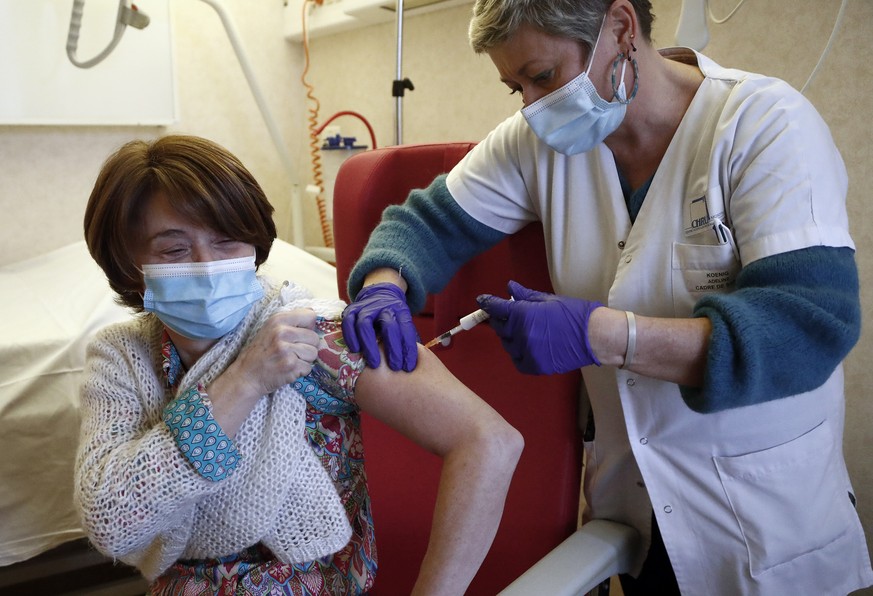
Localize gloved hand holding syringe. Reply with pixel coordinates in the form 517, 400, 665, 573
424, 308, 491, 349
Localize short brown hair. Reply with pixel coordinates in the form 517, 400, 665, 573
84, 135, 277, 310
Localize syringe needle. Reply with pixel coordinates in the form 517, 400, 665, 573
424, 333, 448, 349
424, 309, 490, 350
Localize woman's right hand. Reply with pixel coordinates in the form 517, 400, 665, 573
236, 308, 321, 395
207, 309, 320, 436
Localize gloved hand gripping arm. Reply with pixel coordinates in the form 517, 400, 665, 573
342, 282, 418, 372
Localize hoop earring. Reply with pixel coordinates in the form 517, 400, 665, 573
611, 52, 639, 105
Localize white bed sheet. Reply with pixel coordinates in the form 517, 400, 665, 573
0, 239, 338, 566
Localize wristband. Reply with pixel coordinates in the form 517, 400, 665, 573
620, 311, 637, 370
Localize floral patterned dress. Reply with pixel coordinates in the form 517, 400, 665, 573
151, 318, 377, 596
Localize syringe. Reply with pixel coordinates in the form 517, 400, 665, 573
424, 308, 490, 349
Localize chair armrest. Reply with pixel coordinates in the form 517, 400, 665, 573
498, 520, 641, 596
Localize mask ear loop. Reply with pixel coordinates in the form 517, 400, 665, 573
584, 15, 609, 76
611, 52, 639, 104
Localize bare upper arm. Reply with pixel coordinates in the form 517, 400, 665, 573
354, 345, 508, 456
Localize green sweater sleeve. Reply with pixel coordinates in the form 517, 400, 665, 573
347, 174, 506, 313
680, 245, 860, 413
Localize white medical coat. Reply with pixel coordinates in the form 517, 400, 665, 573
447, 49, 873, 595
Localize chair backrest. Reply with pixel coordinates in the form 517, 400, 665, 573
333, 142, 583, 595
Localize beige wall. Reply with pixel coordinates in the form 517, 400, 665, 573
1, 0, 871, 587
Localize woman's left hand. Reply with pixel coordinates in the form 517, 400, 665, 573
477, 280, 603, 375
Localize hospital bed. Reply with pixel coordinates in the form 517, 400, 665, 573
0, 238, 338, 591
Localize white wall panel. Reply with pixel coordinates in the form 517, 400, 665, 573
0, 0, 175, 125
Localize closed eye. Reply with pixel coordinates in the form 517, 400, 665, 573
532, 69, 554, 84
160, 246, 190, 260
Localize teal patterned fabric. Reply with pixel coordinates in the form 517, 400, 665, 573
162, 385, 240, 482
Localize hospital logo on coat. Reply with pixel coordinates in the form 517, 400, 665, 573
684, 193, 726, 238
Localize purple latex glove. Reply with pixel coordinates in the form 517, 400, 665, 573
476, 280, 604, 375
341, 282, 419, 371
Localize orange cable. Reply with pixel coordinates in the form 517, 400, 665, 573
301, 0, 333, 248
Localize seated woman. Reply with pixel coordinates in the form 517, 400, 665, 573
74, 134, 523, 595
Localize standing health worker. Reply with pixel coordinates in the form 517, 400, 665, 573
340, 0, 873, 594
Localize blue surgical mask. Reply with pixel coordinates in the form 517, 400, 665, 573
521, 20, 628, 155
142, 253, 264, 340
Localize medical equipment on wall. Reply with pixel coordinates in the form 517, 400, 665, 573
200, 0, 308, 251
675, 0, 709, 51
67, 0, 150, 68
392, 0, 465, 143
307, 116, 373, 260
424, 308, 490, 349
299, 1, 377, 262
283, 0, 469, 42
675, 0, 758, 50
393, 0, 413, 145
676, 0, 849, 94
800, 0, 848, 93
64, 0, 308, 249
300, 0, 334, 251
3, 0, 173, 124
287, 0, 467, 145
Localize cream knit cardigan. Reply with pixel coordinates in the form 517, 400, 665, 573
74, 280, 353, 581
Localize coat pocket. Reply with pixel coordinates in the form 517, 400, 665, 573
671, 240, 739, 316
713, 420, 855, 577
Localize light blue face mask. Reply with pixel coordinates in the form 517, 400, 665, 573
521, 19, 629, 155
141, 252, 263, 340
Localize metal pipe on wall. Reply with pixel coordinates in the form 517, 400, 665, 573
394, 0, 405, 145
197, 0, 305, 248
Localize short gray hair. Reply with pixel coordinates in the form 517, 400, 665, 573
469, 0, 654, 54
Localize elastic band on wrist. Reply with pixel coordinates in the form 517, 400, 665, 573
621, 311, 636, 370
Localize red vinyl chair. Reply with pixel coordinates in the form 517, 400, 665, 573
332, 142, 587, 595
